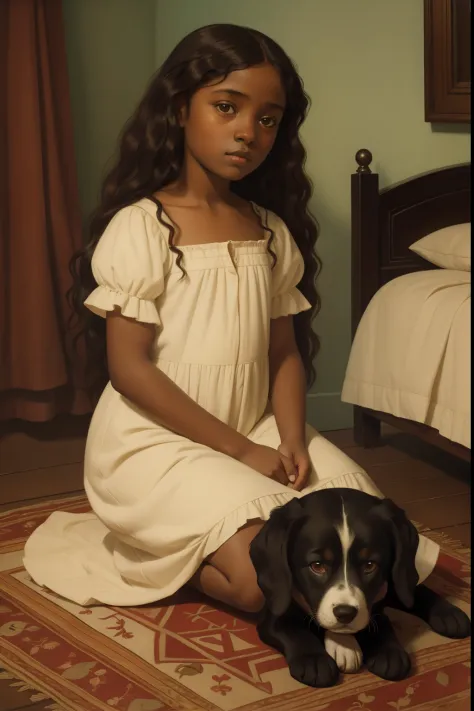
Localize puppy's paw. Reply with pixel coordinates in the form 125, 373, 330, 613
366, 644, 411, 681
427, 599, 471, 639
324, 631, 363, 673
289, 652, 339, 688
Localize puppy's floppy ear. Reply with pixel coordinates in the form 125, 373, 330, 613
373, 498, 419, 609
249, 498, 303, 617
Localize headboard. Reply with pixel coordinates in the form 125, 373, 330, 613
350, 149, 470, 338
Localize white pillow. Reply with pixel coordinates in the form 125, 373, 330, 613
409, 223, 471, 271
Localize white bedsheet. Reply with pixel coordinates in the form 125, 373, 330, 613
342, 270, 471, 448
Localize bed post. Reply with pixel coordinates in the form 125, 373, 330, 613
351, 149, 382, 447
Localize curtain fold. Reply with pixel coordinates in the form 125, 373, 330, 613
0, 0, 92, 421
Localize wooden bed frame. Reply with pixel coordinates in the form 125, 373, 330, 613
350, 149, 471, 462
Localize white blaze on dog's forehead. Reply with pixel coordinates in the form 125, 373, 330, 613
316, 501, 369, 633
335, 503, 355, 586
317, 585, 369, 632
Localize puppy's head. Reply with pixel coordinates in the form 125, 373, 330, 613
250, 489, 419, 633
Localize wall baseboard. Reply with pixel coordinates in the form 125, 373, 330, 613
306, 393, 354, 432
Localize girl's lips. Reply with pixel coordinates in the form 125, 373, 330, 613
228, 154, 249, 164
226, 151, 251, 164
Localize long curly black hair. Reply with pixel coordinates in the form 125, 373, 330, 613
69, 24, 321, 397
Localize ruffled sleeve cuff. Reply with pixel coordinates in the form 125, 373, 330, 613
271, 287, 312, 319
84, 286, 161, 325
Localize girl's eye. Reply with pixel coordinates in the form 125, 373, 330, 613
215, 102, 235, 115
310, 562, 328, 576
363, 561, 378, 575
260, 116, 278, 128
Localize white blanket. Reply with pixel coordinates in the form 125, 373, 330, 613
342, 270, 471, 448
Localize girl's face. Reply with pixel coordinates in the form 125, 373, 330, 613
180, 63, 286, 182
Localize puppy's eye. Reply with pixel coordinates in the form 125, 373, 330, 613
310, 562, 328, 576
363, 561, 378, 574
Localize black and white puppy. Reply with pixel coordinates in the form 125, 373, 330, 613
249, 488, 471, 688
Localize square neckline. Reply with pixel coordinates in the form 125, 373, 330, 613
142, 197, 271, 250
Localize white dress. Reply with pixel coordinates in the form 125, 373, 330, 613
23, 199, 439, 606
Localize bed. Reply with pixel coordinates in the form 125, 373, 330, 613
341, 150, 470, 462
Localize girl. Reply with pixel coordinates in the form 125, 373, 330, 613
24, 24, 439, 613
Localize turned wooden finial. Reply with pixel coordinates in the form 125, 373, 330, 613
355, 149, 373, 173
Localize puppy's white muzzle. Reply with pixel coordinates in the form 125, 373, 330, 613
316, 584, 370, 633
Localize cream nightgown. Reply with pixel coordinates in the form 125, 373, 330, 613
23, 198, 439, 606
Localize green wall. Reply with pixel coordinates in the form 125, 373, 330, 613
64, 0, 470, 431
63, 0, 156, 221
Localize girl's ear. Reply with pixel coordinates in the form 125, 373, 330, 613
176, 97, 188, 127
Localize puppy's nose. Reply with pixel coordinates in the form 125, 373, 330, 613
333, 604, 358, 624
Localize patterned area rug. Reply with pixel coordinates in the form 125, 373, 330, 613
0, 496, 470, 711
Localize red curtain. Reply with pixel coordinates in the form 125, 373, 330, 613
0, 0, 92, 422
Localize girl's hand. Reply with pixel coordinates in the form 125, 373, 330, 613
278, 439, 311, 491
237, 442, 298, 486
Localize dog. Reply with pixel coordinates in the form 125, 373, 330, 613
249, 488, 471, 688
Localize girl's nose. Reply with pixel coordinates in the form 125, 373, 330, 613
234, 122, 256, 145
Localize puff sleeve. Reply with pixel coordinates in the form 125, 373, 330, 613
84, 206, 171, 325
270, 214, 312, 319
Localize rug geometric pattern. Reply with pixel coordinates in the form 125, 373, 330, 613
0, 496, 470, 710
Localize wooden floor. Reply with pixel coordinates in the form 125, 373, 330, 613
0, 418, 471, 710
